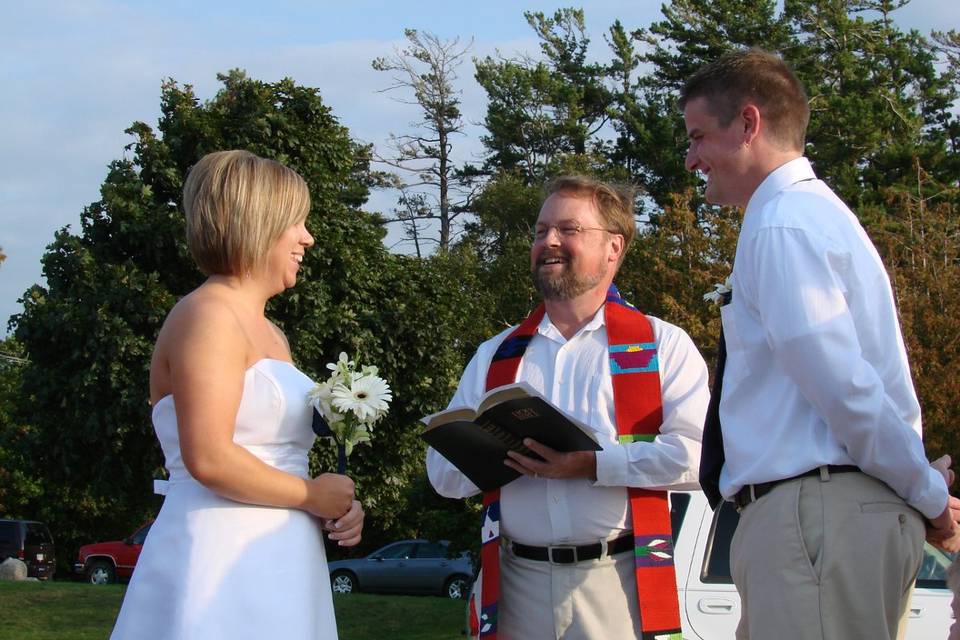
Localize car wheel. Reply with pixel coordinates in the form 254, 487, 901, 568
87, 560, 116, 585
445, 575, 470, 600
330, 571, 356, 595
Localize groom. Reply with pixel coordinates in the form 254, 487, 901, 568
427, 175, 708, 639
683, 48, 956, 639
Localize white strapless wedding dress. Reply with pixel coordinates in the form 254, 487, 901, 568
111, 359, 338, 639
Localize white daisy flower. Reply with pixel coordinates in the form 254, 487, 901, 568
331, 373, 393, 422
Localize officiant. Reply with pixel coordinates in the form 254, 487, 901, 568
683, 48, 957, 640
426, 175, 709, 640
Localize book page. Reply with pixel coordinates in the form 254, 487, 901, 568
476, 381, 543, 415
422, 406, 477, 430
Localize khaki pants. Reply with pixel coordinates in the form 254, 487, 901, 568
731, 470, 925, 640
482, 542, 640, 639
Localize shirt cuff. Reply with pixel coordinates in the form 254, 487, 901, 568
594, 443, 628, 487
910, 466, 950, 521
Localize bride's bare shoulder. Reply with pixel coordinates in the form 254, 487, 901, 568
157, 285, 245, 352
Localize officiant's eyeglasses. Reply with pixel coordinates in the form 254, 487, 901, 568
533, 221, 613, 240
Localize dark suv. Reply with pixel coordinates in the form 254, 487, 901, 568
0, 519, 56, 580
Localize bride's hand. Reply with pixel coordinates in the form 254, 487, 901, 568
305, 473, 355, 519
324, 500, 364, 547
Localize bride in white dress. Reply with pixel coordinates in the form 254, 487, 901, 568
111, 150, 364, 640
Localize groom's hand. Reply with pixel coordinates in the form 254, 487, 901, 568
927, 498, 960, 552
307, 473, 355, 519
927, 456, 960, 552
325, 500, 364, 547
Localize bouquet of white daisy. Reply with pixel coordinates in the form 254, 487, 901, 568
307, 352, 392, 474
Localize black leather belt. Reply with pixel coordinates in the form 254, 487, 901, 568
508, 534, 634, 564
734, 465, 861, 512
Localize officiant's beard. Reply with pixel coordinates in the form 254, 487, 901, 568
532, 259, 607, 300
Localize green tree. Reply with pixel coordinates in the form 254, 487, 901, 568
933, 28, 960, 90
474, 8, 611, 182
605, 0, 789, 214
0, 337, 40, 518
784, 0, 960, 207
867, 163, 960, 461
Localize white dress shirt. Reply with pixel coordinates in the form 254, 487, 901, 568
719, 156, 947, 519
426, 305, 708, 546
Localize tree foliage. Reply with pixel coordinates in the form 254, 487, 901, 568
607, 0, 790, 213
0, 337, 40, 517
868, 162, 960, 460
475, 9, 611, 182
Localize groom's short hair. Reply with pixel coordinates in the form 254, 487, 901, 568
680, 48, 810, 152
182, 150, 310, 276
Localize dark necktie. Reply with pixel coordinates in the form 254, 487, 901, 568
700, 297, 729, 510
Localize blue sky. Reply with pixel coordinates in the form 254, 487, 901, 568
1, 0, 957, 335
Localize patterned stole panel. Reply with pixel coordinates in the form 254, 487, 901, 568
474, 306, 545, 639
474, 286, 681, 640
605, 296, 683, 640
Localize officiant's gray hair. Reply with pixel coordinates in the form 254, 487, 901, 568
182, 150, 310, 276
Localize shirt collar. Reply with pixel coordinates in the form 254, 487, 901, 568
538, 304, 606, 343
745, 156, 816, 218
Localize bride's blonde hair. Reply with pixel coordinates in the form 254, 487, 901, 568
182, 150, 310, 276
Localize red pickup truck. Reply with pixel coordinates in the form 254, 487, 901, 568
74, 521, 152, 584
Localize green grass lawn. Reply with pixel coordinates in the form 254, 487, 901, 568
0, 581, 467, 640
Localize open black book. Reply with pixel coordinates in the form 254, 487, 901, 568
421, 382, 601, 491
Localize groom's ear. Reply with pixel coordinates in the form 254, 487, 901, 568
741, 104, 762, 145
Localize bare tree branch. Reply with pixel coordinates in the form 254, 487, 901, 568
372, 29, 474, 252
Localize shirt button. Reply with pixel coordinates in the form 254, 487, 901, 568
898, 514, 906, 524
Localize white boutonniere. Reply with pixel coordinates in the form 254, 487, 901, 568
703, 276, 732, 306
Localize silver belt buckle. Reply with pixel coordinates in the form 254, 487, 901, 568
548, 544, 578, 564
